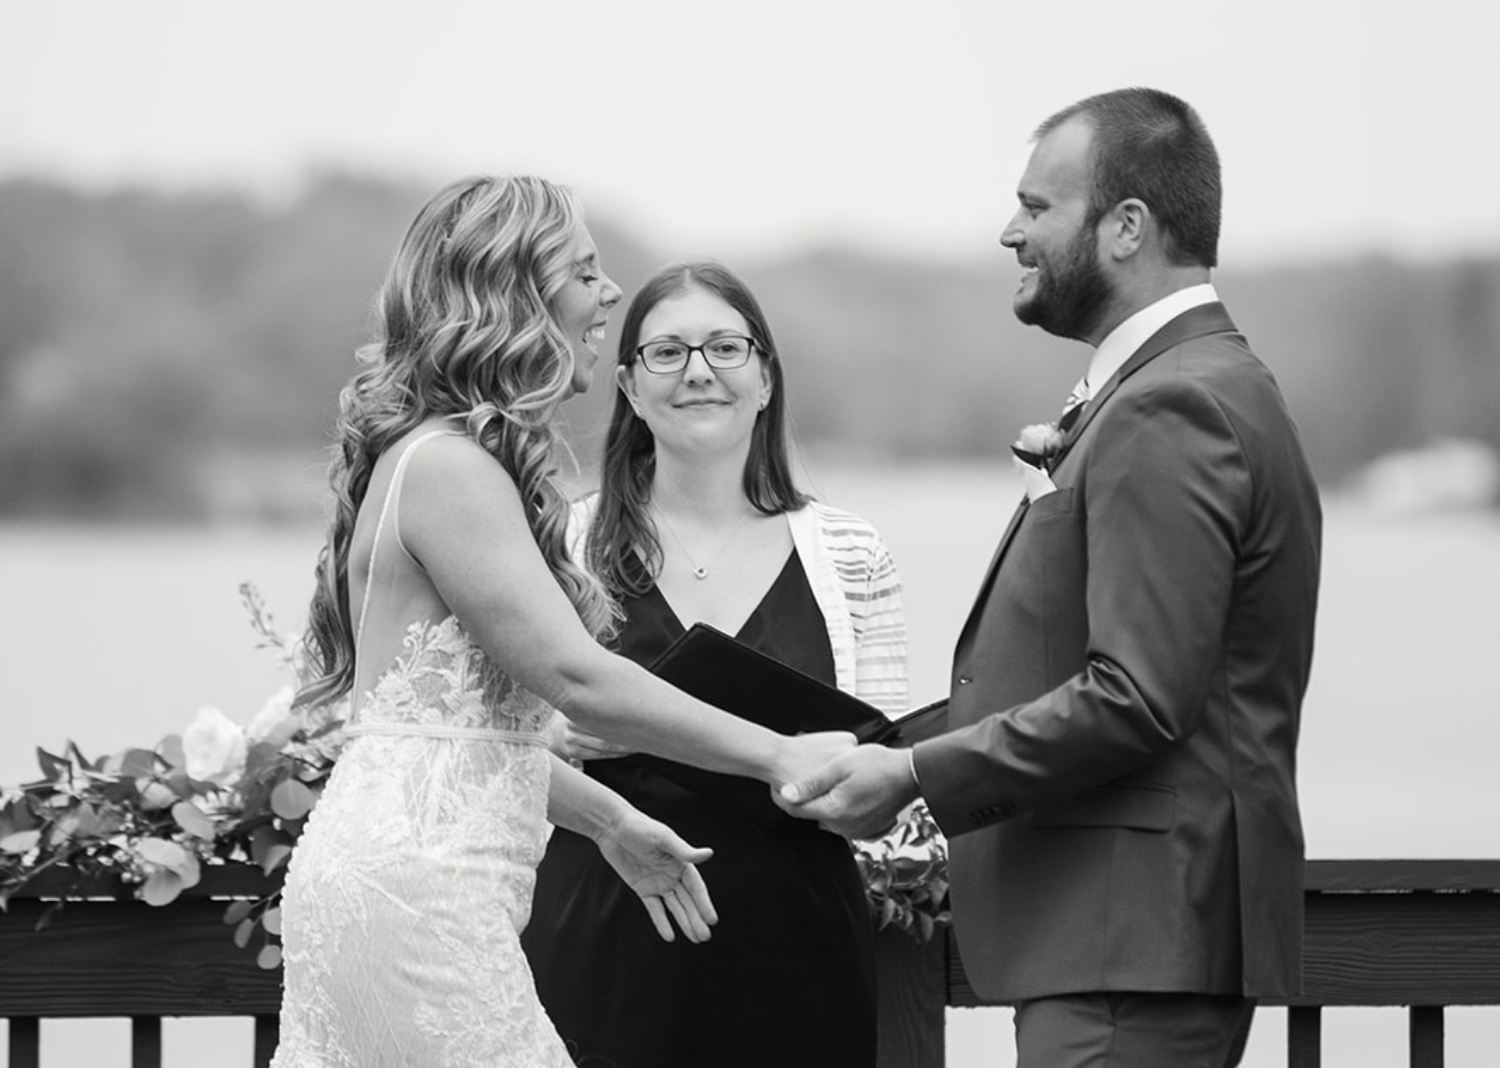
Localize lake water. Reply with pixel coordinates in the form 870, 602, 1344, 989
3, 461, 1497, 1066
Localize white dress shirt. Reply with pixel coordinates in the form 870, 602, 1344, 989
1075, 283, 1219, 400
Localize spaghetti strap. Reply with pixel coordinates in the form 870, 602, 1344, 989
353, 429, 460, 660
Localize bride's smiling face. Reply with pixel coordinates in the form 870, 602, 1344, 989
550, 224, 622, 395
618, 286, 772, 459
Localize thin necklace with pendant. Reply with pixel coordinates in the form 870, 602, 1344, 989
655, 507, 753, 580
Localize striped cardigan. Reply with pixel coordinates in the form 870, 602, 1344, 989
569, 496, 910, 717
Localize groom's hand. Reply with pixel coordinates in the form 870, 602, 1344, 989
776, 744, 920, 839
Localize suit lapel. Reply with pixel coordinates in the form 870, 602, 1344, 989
1051, 302, 1240, 467
955, 303, 1240, 660
957, 497, 1028, 650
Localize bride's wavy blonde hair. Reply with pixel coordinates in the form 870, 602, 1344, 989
298, 175, 617, 710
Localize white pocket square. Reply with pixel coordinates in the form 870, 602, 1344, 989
1013, 457, 1058, 502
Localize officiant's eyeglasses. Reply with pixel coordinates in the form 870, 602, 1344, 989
634, 334, 758, 375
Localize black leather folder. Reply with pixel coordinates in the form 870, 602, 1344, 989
639, 623, 949, 825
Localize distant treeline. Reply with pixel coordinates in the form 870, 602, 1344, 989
2, 174, 1497, 519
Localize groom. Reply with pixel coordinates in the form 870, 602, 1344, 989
782, 87, 1321, 1067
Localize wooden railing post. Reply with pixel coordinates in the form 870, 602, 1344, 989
1287, 1005, 1321, 1068
8, 1016, 40, 1068
255, 1013, 281, 1068
1409, 1005, 1444, 1068
131, 1015, 163, 1068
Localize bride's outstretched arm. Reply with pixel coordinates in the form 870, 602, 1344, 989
396, 437, 854, 786
545, 754, 717, 943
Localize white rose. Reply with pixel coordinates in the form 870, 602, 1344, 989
182, 706, 248, 786
1015, 422, 1063, 458
246, 685, 298, 747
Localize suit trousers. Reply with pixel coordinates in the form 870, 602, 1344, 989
1013, 992, 1256, 1068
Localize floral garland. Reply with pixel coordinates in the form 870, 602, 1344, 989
0, 586, 950, 960
0, 585, 346, 969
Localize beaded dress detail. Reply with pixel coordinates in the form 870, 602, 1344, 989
271, 430, 571, 1068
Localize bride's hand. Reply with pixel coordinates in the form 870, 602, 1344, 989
596, 812, 717, 943
770, 729, 858, 789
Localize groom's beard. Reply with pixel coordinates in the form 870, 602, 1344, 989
1015, 223, 1113, 342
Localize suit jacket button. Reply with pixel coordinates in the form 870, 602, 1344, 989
957, 675, 972, 685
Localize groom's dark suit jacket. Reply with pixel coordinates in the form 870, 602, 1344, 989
913, 302, 1321, 1002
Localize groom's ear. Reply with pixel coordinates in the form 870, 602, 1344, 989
1103, 198, 1148, 261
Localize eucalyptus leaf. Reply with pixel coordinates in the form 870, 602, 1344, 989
157, 735, 186, 769
234, 917, 255, 948
142, 870, 183, 906
98, 779, 139, 806
258, 842, 293, 875
36, 747, 69, 781
243, 742, 282, 778
0, 829, 41, 855
135, 837, 189, 868
270, 779, 315, 821
71, 802, 104, 840
172, 800, 217, 841
257, 945, 283, 970
1, 798, 41, 833
262, 906, 282, 935
120, 748, 159, 778
249, 823, 281, 862
223, 899, 254, 925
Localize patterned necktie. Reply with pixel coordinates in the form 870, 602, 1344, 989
1058, 379, 1089, 434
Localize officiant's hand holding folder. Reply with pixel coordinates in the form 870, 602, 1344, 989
642, 624, 948, 828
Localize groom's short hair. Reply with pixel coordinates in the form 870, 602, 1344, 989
1037, 87, 1222, 270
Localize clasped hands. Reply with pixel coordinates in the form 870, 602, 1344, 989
562, 721, 919, 951
557, 718, 922, 842
773, 732, 922, 840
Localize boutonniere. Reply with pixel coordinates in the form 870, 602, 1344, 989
1010, 422, 1062, 502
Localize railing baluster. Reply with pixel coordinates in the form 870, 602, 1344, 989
1286, 1005, 1321, 1068
132, 1014, 163, 1068
8, 1016, 40, 1068
255, 1013, 281, 1068
1409, 1005, 1443, 1068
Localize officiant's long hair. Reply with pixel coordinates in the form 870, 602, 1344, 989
298, 175, 616, 710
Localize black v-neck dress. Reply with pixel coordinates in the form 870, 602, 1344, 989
522, 550, 877, 1068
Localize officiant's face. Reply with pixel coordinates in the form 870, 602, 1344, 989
1002, 118, 1114, 342
618, 286, 772, 459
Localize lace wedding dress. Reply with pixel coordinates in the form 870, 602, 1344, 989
271, 431, 573, 1068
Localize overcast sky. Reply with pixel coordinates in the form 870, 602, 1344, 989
6, 0, 1498, 267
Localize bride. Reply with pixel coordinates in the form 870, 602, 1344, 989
269, 175, 851, 1068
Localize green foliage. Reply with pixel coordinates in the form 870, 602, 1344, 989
0, 585, 344, 968
852, 801, 952, 943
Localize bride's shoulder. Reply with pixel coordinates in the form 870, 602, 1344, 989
390, 424, 500, 475
379, 427, 525, 519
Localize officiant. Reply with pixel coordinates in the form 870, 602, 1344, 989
522, 259, 908, 1068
